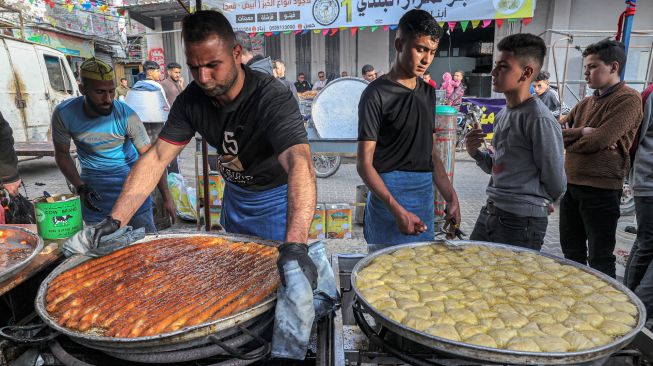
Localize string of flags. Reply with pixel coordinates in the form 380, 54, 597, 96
20, 0, 127, 17
250, 17, 534, 37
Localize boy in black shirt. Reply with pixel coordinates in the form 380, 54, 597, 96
357, 9, 460, 251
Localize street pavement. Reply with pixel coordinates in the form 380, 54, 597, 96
16, 143, 636, 273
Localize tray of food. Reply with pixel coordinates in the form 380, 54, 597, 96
35, 233, 280, 350
351, 240, 646, 365
0, 225, 44, 283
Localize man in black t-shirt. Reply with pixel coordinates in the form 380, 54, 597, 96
357, 9, 460, 251
91, 11, 318, 290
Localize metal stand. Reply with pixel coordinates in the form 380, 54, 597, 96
194, 137, 220, 232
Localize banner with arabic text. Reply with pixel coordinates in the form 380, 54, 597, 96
213, 0, 534, 33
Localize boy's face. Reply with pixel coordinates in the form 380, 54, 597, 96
396, 33, 438, 78
583, 54, 619, 90
532, 80, 549, 95
491, 50, 534, 93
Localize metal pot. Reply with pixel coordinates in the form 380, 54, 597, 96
351, 240, 647, 365
0, 225, 44, 283
34, 232, 280, 353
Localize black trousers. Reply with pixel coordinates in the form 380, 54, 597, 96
470, 201, 548, 251
624, 196, 653, 316
559, 183, 622, 278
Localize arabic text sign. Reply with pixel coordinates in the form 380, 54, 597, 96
216, 0, 534, 32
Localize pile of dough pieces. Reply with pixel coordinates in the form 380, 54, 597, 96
356, 245, 638, 353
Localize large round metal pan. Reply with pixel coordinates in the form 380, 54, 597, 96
351, 240, 647, 365
0, 225, 44, 283
35, 232, 280, 352
310, 76, 369, 139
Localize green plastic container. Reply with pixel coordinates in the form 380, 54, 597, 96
34, 194, 83, 239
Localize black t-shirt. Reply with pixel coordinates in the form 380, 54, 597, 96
358, 75, 435, 173
159, 65, 308, 191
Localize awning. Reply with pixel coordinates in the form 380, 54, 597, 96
120, 0, 191, 29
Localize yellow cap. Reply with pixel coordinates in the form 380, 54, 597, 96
80, 58, 114, 81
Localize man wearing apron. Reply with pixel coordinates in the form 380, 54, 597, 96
91, 10, 318, 290
357, 10, 461, 252
52, 58, 175, 232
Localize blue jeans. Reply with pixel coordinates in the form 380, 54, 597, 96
364, 171, 434, 253
624, 196, 653, 316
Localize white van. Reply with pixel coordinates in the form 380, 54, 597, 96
0, 35, 80, 144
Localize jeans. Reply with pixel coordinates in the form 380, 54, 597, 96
470, 201, 548, 250
559, 184, 622, 278
624, 196, 653, 316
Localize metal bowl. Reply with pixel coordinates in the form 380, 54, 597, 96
310, 76, 369, 139
35, 232, 279, 352
0, 225, 44, 283
351, 240, 647, 365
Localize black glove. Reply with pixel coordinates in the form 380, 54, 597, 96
76, 184, 102, 212
277, 243, 318, 290
92, 216, 121, 248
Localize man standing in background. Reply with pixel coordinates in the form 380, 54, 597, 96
235, 31, 273, 74
160, 62, 185, 106
115, 78, 130, 100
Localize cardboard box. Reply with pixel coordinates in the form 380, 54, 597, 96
326, 204, 352, 239
197, 174, 225, 206
309, 204, 326, 239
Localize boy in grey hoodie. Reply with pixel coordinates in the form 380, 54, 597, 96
466, 33, 566, 250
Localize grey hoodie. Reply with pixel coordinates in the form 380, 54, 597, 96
246, 55, 273, 75
473, 97, 567, 217
632, 95, 653, 196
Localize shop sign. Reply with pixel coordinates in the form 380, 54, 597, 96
18, 29, 94, 58
217, 0, 534, 32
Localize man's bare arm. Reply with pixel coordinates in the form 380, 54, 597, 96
135, 143, 176, 224
277, 143, 316, 243
111, 139, 185, 226
54, 142, 83, 188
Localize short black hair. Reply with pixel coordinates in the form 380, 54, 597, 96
120, 77, 127, 82
318, 71, 325, 76
397, 9, 443, 42
143, 60, 159, 70
362, 64, 375, 74
182, 10, 235, 46
298, 72, 305, 77
497, 33, 547, 71
582, 39, 627, 73
534, 71, 550, 82
235, 30, 252, 53
167, 62, 182, 70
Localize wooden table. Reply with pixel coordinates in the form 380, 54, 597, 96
0, 225, 64, 296
13, 142, 76, 158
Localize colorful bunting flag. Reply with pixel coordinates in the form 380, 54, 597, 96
383, 25, 389, 31
321, 29, 328, 36
447, 21, 456, 31
471, 20, 480, 29
329, 28, 338, 36
438, 21, 445, 28
302, 30, 309, 35
495, 19, 504, 28
482, 19, 492, 28
313, 29, 321, 34
522, 17, 533, 26
265, 32, 273, 36
350, 27, 358, 36
293, 30, 302, 35
460, 20, 469, 32
370, 26, 378, 32
67, 3, 74, 12
389, 25, 397, 30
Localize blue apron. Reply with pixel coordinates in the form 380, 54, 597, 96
80, 165, 152, 224
220, 182, 288, 241
364, 171, 435, 252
